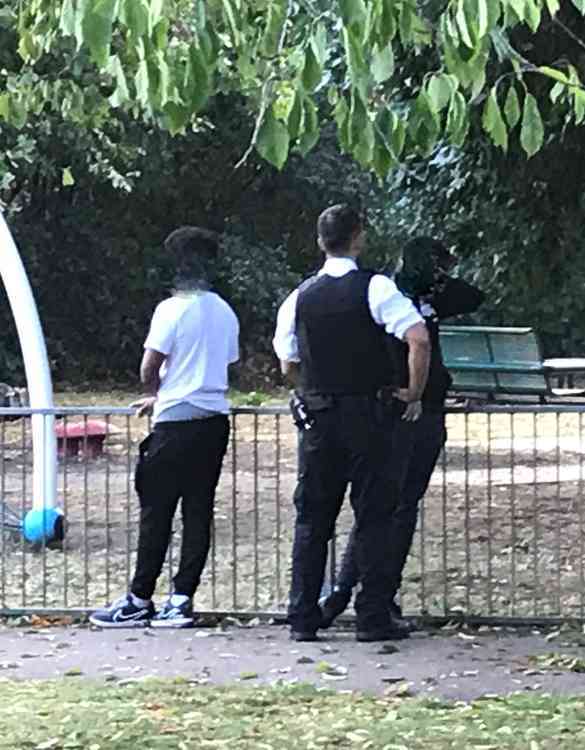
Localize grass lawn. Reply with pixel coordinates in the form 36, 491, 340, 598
2, 679, 585, 749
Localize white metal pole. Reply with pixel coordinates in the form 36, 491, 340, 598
0, 211, 57, 513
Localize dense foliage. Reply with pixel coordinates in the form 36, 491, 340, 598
1, 2, 585, 384
2, 2, 585, 175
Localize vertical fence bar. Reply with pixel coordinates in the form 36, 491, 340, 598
125, 415, 132, 590
419, 486, 427, 615
231, 413, 238, 609
510, 412, 517, 616
253, 413, 259, 611
20, 416, 27, 607
82, 414, 89, 607
579, 412, 585, 621
464, 413, 471, 614
210, 494, 217, 610
441, 442, 448, 615
274, 414, 282, 608
104, 413, 112, 605
532, 412, 539, 618
555, 412, 561, 614
41, 414, 48, 607
62, 414, 69, 608
486, 412, 493, 616
0, 419, 6, 608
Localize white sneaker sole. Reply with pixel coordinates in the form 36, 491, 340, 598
150, 617, 194, 629
89, 615, 150, 629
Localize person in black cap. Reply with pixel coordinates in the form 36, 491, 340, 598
319, 236, 484, 633
273, 206, 431, 642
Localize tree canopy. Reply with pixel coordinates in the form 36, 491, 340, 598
1, 1, 585, 177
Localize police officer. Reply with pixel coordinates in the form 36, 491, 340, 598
319, 236, 484, 633
273, 205, 430, 642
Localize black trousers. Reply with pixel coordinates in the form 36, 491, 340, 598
288, 396, 404, 633
130, 416, 230, 600
336, 411, 446, 599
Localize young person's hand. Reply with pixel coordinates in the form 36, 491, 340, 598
130, 396, 156, 418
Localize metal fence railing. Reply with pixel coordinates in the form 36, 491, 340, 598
1, 404, 585, 624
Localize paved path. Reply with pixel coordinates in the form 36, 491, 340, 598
2, 622, 585, 700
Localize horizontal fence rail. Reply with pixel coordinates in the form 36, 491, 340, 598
1, 403, 585, 624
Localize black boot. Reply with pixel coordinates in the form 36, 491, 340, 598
319, 586, 352, 629
389, 598, 417, 633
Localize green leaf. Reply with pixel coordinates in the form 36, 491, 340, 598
391, 115, 406, 159
256, 109, 289, 170
108, 55, 130, 107
572, 0, 585, 13
507, 0, 527, 21
520, 92, 544, 157
59, 0, 76, 36
120, 0, 150, 38
371, 43, 394, 84
82, 0, 118, 67
455, 0, 476, 49
482, 88, 508, 151
524, 0, 542, 31
574, 89, 585, 125
476, 0, 489, 38
222, 0, 241, 47
399, 1, 413, 45
287, 89, 303, 140
17, 31, 39, 62
164, 102, 190, 135
298, 98, 320, 156
262, 0, 287, 57
427, 74, 456, 111
378, 0, 396, 44
338, 0, 367, 29
0, 94, 9, 121
62, 167, 75, 187
545, 0, 560, 16
150, 0, 165, 28
343, 27, 368, 93
550, 81, 566, 104
334, 96, 351, 152
185, 43, 210, 113
539, 65, 570, 84
134, 59, 150, 106
302, 44, 322, 92
504, 84, 521, 128
446, 90, 468, 146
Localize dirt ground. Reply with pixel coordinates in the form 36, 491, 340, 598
1, 393, 585, 621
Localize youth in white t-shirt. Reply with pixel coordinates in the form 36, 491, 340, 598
144, 291, 239, 421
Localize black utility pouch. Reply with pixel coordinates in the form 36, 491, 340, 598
289, 391, 314, 431
289, 391, 336, 430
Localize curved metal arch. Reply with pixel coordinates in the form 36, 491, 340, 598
0, 211, 57, 514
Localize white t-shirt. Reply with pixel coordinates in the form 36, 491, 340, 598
144, 291, 239, 421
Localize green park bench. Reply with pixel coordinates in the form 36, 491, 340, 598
439, 325, 585, 401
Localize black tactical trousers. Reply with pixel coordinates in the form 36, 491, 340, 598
336, 411, 447, 599
288, 396, 404, 633
131, 417, 230, 600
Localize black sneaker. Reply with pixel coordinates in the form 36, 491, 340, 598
319, 586, 352, 629
89, 594, 155, 629
150, 598, 195, 628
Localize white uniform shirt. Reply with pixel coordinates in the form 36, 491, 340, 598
144, 291, 239, 421
273, 257, 422, 362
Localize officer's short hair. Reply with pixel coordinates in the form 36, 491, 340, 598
317, 204, 363, 255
